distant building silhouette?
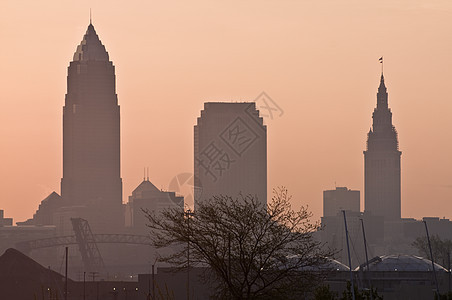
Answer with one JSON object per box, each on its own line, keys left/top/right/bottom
{"left": 16, "top": 192, "right": 61, "bottom": 226}
{"left": 321, "top": 187, "right": 384, "bottom": 267}
{"left": 0, "top": 210, "right": 12, "bottom": 226}
{"left": 125, "top": 178, "right": 183, "bottom": 234}
{"left": 364, "top": 74, "right": 401, "bottom": 221}
{"left": 194, "top": 103, "right": 267, "bottom": 207}
{"left": 60, "top": 23, "right": 123, "bottom": 232}
{"left": 0, "top": 248, "right": 68, "bottom": 300}
{"left": 323, "top": 187, "right": 360, "bottom": 217}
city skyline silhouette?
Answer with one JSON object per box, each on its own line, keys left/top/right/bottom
{"left": 1, "top": 1, "right": 451, "bottom": 224}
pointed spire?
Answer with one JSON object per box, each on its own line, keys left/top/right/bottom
{"left": 73, "top": 22, "right": 109, "bottom": 62}
{"left": 379, "top": 73, "right": 386, "bottom": 91}
{"left": 90, "top": 9, "right": 92, "bottom": 25}
{"left": 376, "top": 73, "right": 388, "bottom": 110}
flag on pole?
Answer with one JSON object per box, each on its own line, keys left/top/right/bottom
{"left": 379, "top": 57, "right": 383, "bottom": 63}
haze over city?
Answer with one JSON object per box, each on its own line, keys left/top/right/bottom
{"left": 1, "top": 0, "right": 452, "bottom": 224}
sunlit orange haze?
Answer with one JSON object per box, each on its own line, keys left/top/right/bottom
{"left": 1, "top": 1, "right": 451, "bottom": 224}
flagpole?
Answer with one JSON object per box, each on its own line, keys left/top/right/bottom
{"left": 379, "top": 56, "right": 384, "bottom": 75}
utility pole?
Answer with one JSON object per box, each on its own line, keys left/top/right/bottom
{"left": 148, "top": 262, "right": 151, "bottom": 300}
{"left": 228, "top": 233, "right": 231, "bottom": 281}
{"left": 89, "top": 271, "right": 99, "bottom": 300}
{"left": 228, "top": 233, "right": 232, "bottom": 299}
{"left": 83, "top": 271, "right": 86, "bottom": 300}
{"left": 65, "top": 247, "right": 68, "bottom": 300}
{"left": 152, "top": 264, "right": 155, "bottom": 300}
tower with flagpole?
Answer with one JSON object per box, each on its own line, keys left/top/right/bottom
{"left": 363, "top": 58, "right": 402, "bottom": 221}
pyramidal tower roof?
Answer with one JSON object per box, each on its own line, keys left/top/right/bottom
{"left": 132, "top": 179, "right": 160, "bottom": 195}
{"left": 378, "top": 73, "right": 387, "bottom": 92}
{"left": 73, "top": 23, "right": 109, "bottom": 62}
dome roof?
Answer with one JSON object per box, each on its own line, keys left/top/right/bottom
{"left": 324, "top": 258, "right": 350, "bottom": 271}
{"left": 284, "top": 256, "right": 349, "bottom": 271}
{"left": 355, "top": 255, "right": 447, "bottom": 272}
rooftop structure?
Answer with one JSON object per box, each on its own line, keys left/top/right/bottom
{"left": 356, "top": 254, "right": 447, "bottom": 272}
{"left": 125, "top": 178, "right": 184, "bottom": 234}
{"left": 323, "top": 187, "right": 360, "bottom": 217}
{"left": 0, "top": 210, "right": 12, "bottom": 226}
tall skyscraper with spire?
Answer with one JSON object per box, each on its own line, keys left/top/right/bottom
{"left": 60, "top": 23, "right": 123, "bottom": 231}
{"left": 364, "top": 73, "right": 401, "bottom": 221}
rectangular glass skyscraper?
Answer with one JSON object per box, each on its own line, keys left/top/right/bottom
{"left": 194, "top": 102, "right": 267, "bottom": 207}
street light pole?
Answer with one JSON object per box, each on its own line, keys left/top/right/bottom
{"left": 148, "top": 262, "right": 151, "bottom": 300}
{"left": 152, "top": 264, "right": 155, "bottom": 300}
{"left": 83, "top": 271, "right": 86, "bottom": 300}
{"left": 185, "top": 209, "right": 194, "bottom": 300}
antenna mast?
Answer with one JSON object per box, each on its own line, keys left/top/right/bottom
{"left": 360, "top": 218, "right": 373, "bottom": 300}
{"left": 343, "top": 210, "right": 356, "bottom": 300}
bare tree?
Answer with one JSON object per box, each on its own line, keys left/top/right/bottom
{"left": 412, "top": 235, "right": 452, "bottom": 268}
{"left": 144, "top": 187, "right": 333, "bottom": 299}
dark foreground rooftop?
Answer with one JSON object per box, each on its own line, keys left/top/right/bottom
{"left": 0, "top": 248, "right": 69, "bottom": 299}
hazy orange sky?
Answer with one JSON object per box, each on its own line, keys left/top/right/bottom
{"left": 1, "top": 0, "right": 451, "bottom": 224}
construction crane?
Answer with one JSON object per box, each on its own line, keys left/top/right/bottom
{"left": 70, "top": 218, "right": 105, "bottom": 274}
